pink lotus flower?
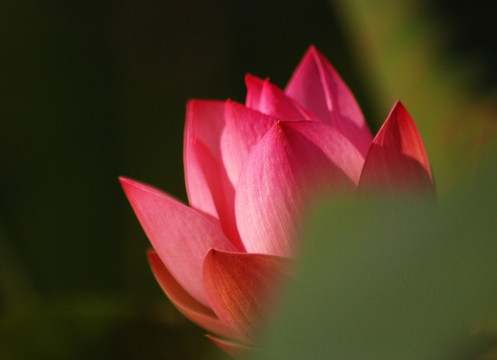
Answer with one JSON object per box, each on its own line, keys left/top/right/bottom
{"left": 120, "top": 46, "right": 433, "bottom": 357}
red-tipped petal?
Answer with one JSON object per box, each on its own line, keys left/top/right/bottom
{"left": 235, "top": 121, "right": 364, "bottom": 257}
{"left": 147, "top": 250, "right": 236, "bottom": 339}
{"left": 205, "top": 334, "right": 255, "bottom": 358}
{"left": 203, "top": 249, "right": 292, "bottom": 340}
{"left": 119, "top": 177, "right": 236, "bottom": 306}
{"left": 358, "top": 101, "right": 433, "bottom": 191}
{"left": 221, "top": 100, "right": 279, "bottom": 186}
{"left": 285, "top": 46, "right": 372, "bottom": 156}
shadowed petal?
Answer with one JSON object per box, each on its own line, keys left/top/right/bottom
{"left": 185, "top": 99, "right": 225, "bottom": 159}
{"left": 245, "top": 74, "right": 264, "bottom": 110}
{"left": 120, "top": 177, "right": 237, "bottom": 306}
{"left": 221, "top": 100, "right": 279, "bottom": 186}
{"left": 285, "top": 46, "right": 372, "bottom": 156}
{"left": 203, "top": 249, "right": 292, "bottom": 340}
{"left": 147, "top": 250, "right": 236, "bottom": 339}
{"left": 184, "top": 101, "right": 243, "bottom": 250}
{"left": 358, "top": 101, "right": 433, "bottom": 192}
{"left": 205, "top": 334, "right": 255, "bottom": 358}
{"left": 184, "top": 100, "right": 224, "bottom": 218}
{"left": 184, "top": 136, "right": 222, "bottom": 221}
{"left": 184, "top": 138, "right": 244, "bottom": 250}
{"left": 235, "top": 121, "right": 364, "bottom": 257}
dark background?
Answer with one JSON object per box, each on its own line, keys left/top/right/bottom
{"left": 1, "top": 0, "right": 496, "bottom": 359}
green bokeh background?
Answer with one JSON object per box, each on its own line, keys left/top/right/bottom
{"left": 1, "top": 0, "right": 496, "bottom": 359}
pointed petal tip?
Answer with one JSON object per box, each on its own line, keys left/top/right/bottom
{"left": 119, "top": 175, "right": 145, "bottom": 187}
{"left": 203, "top": 248, "right": 241, "bottom": 267}
{"left": 306, "top": 43, "right": 319, "bottom": 56}
{"left": 119, "top": 176, "right": 165, "bottom": 199}
{"left": 120, "top": 176, "right": 157, "bottom": 194}
{"left": 388, "top": 100, "right": 407, "bottom": 118}
{"left": 205, "top": 247, "right": 216, "bottom": 259}
{"left": 271, "top": 119, "right": 292, "bottom": 135}
{"left": 359, "top": 101, "right": 434, "bottom": 191}
{"left": 119, "top": 176, "right": 145, "bottom": 194}
{"left": 244, "top": 73, "right": 264, "bottom": 86}
{"left": 285, "top": 45, "right": 372, "bottom": 155}
{"left": 224, "top": 98, "right": 243, "bottom": 114}
{"left": 118, "top": 175, "right": 131, "bottom": 185}
{"left": 120, "top": 176, "right": 236, "bottom": 307}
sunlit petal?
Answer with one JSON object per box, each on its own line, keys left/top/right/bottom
{"left": 120, "top": 177, "right": 236, "bottom": 306}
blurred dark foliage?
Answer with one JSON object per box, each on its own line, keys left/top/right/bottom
{"left": 431, "top": 0, "right": 497, "bottom": 92}
{"left": 0, "top": 0, "right": 495, "bottom": 359}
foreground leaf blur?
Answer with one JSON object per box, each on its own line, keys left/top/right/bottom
{"left": 252, "top": 142, "right": 497, "bottom": 360}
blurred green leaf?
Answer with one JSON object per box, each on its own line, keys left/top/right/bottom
{"left": 252, "top": 148, "right": 497, "bottom": 359}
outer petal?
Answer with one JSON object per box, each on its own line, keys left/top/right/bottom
{"left": 221, "top": 100, "right": 280, "bottom": 186}
{"left": 244, "top": 74, "right": 264, "bottom": 110}
{"left": 147, "top": 250, "right": 236, "bottom": 339}
{"left": 203, "top": 249, "right": 292, "bottom": 340}
{"left": 184, "top": 138, "right": 244, "bottom": 250}
{"left": 185, "top": 99, "right": 225, "bottom": 159}
{"left": 205, "top": 334, "right": 255, "bottom": 358}
{"left": 245, "top": 74, "right": 315, "bottom": 121}
{"left": 358, "top": 101, "right": 434, "bottom": 192}
{"left": 235, "top": 121, "right": 364, "bottom": 257}
{"left": 119, "top": 177, "right": 236, "bottom": 306}
{"left": 285, "top": 46, "right": 372, "bottom": 156}
{"left": 183, "top": 100, "right": 224, "bottom": 218}
{"left": 184, "top": 100, "right": 243, "bottom": 250}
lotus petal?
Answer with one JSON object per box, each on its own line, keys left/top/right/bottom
{"left": 285, "top": 45, "right": 372, "bottom": 156}
{"left": 120, "top": 177, "right": 236, "bottom": 306}
{"left": 245, "top": 74, "right": 264, "bottom": 110}
{"left": 235, "top": 121, "right": 364, "bottom": 256}
{"left": 203, "top": 249, "right": 292, "bottom": 339}
{"left": 205, "top": 334, "right": 255, "bottom": 358}
{"left": 183, "top": 100, "right": 224, "bottom": 219}
{"left": 358, "top": 101, "right": 433, "bottom": 191}
{"left": 185, "top": 99, "right": 225, "bottom": 159}
{"left": 245, "top": 74, "right": 314, "bottom": 121}
{"left": 184, "top": 138, "right": 244, "bottom": 250}
{"left": 147, "top": 250, "right": 236, "bottom": 339}
{"left": 221, "top": 100, "right": 280, "bottom": 186}
{"left": 184, "top": 101, "right": 243, "bottom": 249}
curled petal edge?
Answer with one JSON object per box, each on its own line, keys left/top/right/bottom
{"left": 147, "top": 250, "right": 237, "bottom": 339}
